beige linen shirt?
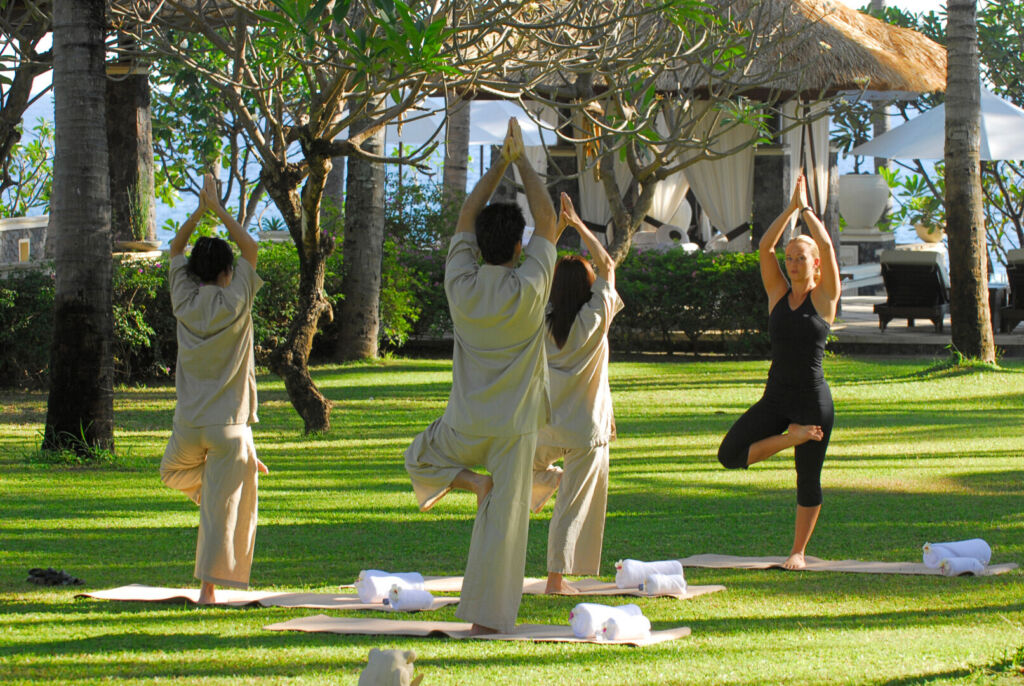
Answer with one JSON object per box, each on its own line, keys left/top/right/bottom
{"left": 169, "top": 255, "right": 264, "bottom": 428}
{"left": 441, "top": 232, "right": 557, "bottom": 437}
{"left": 538, "top": 276, "right": 623, "bottom": 448}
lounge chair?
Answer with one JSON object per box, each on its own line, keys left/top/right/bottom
{"left": 1000, "top": 249, "right": 1024, "bottom": 333}
{"left": 873, "top": 248, "right": 950, "bottom": 333}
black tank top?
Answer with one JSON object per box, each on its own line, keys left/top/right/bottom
{"left": 766, "top": 289, "right": 830, "bottom": 389}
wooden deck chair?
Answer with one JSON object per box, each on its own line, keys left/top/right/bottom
{"left": 873, "top": 248, "right": 950, "bottom": 333}
{"left": 1000, "top": 249, "right": 1024, "bottom": 333}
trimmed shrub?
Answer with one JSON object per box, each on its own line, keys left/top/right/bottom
{"left": 0, "top": 267, "right": 55, "bottom": 388}
{"left": 613, "top": 248, "right": 770, "bottom": 355}
{"left": 112, "top": 256, "right": 176, "bottom": 382}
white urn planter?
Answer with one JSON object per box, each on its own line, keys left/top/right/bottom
{"left": 838, "top": 174, "right": 890, "bottom": 235}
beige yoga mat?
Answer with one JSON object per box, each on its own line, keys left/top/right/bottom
{"left": 77, "top": 584, "right": 460, "bottom": 611}
{"left": 345, "top": 576, "right": 725, "bottom": 599}
{"left": 677, "top": 554, "right": 1019, "bottom": 576}
{"left": 264, "top": 614, "right": 691, "bottom": 646}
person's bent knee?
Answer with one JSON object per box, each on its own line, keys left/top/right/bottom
{"left": 717, "top": 441, "right": 748, "bottom": 470}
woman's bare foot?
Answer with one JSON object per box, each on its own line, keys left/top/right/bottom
{"left": 787, "top": 423, "right": 823, "bottom": 444}
{"left": 197, "top": 581, "right": 216, "bottom": 605}
{"left": 466, "top": 623, "right": 500, "bottom": 636}
{"left": 452, "top": 469, "right": 493, "bottom": 509}
{"left": 256, "top": 459, "right": 269, "bottom": 475}
{"left": 782, "top": 552, "right": 807, "bottom": 570}
{"left": 545, "top": 572, "right": 578, "bottom": 595}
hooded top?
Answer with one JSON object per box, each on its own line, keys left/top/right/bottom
{"left": 168, "top": 254, "right": 264, "bottom": 428}
{"left": 442, "top": 232, "right": 556, "bottom": 437}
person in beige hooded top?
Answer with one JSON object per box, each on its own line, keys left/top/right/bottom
{"left": 531, "top": 193, "right": 623, "bottom": 595}
{"left": 160, "top": 173, "right": 266, "bottom": 604}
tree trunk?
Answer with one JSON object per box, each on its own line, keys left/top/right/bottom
{"left": 107, "top": 68, "right": 156, "bottom": 244}
{"left": 442, "top": 94, "right": 470, "bottom": 203}
{"left": 945, "top": 0, "right": 995, "bottom": 362}
{"left": 602, "top": 152, "right": 659, "bottom": 264}
{"left": 43, "top": 0, "right": 114, "bottom": 453}
{"left": 335, "top": 112, "right": 385, "bottom": 360}
{"left": 321, "top": 156, "right": 345, "bottom": 231}
{"left": 264, "top": 158, "right": 335, "bottom": 433}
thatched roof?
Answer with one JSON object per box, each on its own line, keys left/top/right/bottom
{"left": 779, "top": 0, "right": 947, "bottom": 93}
{"left": 639, "top": 0, "right": 946, "bottom": 96}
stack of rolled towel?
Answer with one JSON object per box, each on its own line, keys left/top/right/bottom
{"left": 355, "top": 569, "right": 426, "bottom": 603}
{"left": 569, "top": 602, "right": 651, "bottom": 641}
{"left": 386, "top": 584, "right": 436, "bottom": 611}
{"left": 615, "top": 558, "right": 687, "bottom": 596}
{"left": 922, "top": 539, "right": 992, "bottom": 577}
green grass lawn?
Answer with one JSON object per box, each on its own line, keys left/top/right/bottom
{"left": 1, "top": 355, "right": 1022, "bottom": 685}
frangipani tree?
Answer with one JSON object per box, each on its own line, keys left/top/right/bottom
{"left": 108, "top": 0, "right": 676, "bottom": 432}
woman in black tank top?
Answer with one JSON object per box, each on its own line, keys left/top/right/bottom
{"left": 717, "top": 173, "right": 841, "bottom": 570}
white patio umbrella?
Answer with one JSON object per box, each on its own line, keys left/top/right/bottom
{"left": 382, "top": 98, "right": 555, "bottom": 147}
{"left": 850, "top": 89, "right": 1024, "bottom": 161}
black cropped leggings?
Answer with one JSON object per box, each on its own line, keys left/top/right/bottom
{"left": 717, "top": 382, "right": 834, "bottom": 507}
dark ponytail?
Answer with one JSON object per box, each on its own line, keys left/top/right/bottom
{"left": 546, "top": 255, "right": 596, "bottom": 349}
{"left": 187, "top": 236, "right": 234, "bottom": 283}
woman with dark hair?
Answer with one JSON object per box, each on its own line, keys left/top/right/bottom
{"left": 159, "top": 173, "right": 267, "bottom": 604}
{"left": 532, "top": 193, "right": 623, "bottom": 594}
{"left": 716, "top": 173, "right": 840, "bottom": 570}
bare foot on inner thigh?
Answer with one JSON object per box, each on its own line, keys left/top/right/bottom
{"left": 453, "top": 469, "right": 493, "bottom": 509}
{"left": 545, "top": 573, "right": 578, "bottom": 595}
{"left": 782, "top": 552, "right": 806, "bottom": 570}
{"left": 197, "top": 581, "right": 216, "bottom": 605}
{"left": 787, "top": 423, "right": 823, "bottom": 445}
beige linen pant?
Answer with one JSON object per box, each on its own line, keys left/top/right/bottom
{"left": 161, "top": 423, "right": 259, "bottom": 589}
{"left": 533, "top": 443, "right": 609, "bottom": 576}
{"left": 405, "top": 418, "right": 535, "bottom": 633}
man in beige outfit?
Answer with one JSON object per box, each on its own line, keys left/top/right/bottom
{"left": 405, "top": 119, "right": 561, "bottom": 634}
{"left": 160, "top": 174, "right": 266, "bottom": 605}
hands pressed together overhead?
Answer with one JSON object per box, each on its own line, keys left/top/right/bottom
{"left": 500, "top": 117, "right": 526, "bottom": 165}
{"left": 558, "top": 192, "right": 584, "bottom": 232}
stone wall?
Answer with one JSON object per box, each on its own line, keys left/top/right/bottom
{"left": 0, "top": 216, "right": 48, "bottom": 265}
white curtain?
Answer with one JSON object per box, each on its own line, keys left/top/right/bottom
{"left": 681, "top": 107, "right": 756, "bottom": 240}
{"left": 647, "top": 172, "right": 691, "bottom": 230}
{"left": 644, "top": 111, "right": 692, "bottom": 231}
{"left": 576, "top": 151, "right": 631, "bottom": 227}
{"left": 513, "top": 103, "right": 557, "bottom": 229}
{"left": 781, "top": 100, "right": 830, "bottom": 241}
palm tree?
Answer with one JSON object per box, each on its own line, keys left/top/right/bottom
{"left": 945, "top": 0, "right": 996, "bottom": 362}
{"left": 43, "top": 0, "right": 114, "bottom": 453}
{"left": 335, "top": 107, "right": 386, "bottom": 360}
{"left": 442, "top": 94, "right": 470, "bottom": 202}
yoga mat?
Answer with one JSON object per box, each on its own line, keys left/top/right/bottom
{"left": 264, "top": 614, "right": 691, "bottom": 646}
{"left": 77, "top": 584, "right": 460, "bottom": 611}
{"left": 677, "top": 554, "right": 1018, "bottom": 577}
{"left": 345, "top": 576, "right": 726, "bottom": 599}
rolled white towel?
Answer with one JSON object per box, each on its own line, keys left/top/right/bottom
{"left": 614, "top": 559, "right": 684, "bottom": 588}
{"left": 939, "top": 557, "right": 986, "bottom": 577}
{"left": 385, "top": 585, "right": 435, "bottom": 611}
{"left": 600, "top": 614, "right": 652, "bottom": 641}
{"left": 355, "top": 570, "right": 425, "bottom": 603}
{"left": 922, "top": 543, "right": 956, "bottom": 569}
{"left": 569, "top": 603, "right": 643, "bottom": 639}
{"left": 639, "top": 572, "right": 687, "bottom": 596}
{"left": 923, "top": 539, "right": 991, "bottom": 568}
